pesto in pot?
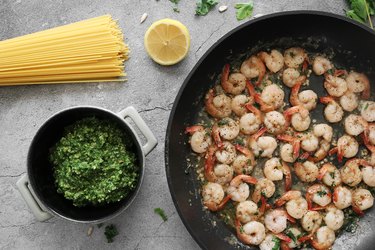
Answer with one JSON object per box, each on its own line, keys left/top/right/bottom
{"left": 50, "top": 117, "right": 138, "bottom": 207}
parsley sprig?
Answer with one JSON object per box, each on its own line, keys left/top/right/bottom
{"left": 346, "top": 0, "right": 374, "bottom": 29}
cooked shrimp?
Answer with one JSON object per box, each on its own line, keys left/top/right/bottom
{"left": 280, "top": 143, "right": 297, "bottom": 163}
{"left": 217, "top": 118, "right": 240, "bottom": 140}
{"left": 352, "top": 188, "right": 374, "bottom": 215}
{"left": 324, "top": 74, "right": 348, "bottom": 97}
{"left": 205, "top": 89, "right": 232, "bottom": 118}
{"left": 294, "top": 161, "right": 319, "bottom": 183}
{"left": 344, "top": 114, "right": 368, "bottom": 136}
{"left": 259, "top": 234, "right": 278, "bottom": 250}
{"left": 320, "top": 96, "right": 344, "bottom": 123}
{"left": 265, "top": 209, "right": 288, "bottom": 234}
{"left": 277, "top": 134, "right": 301, "bottom": 159}
{"left": 284, "top": 105, "right": 311, "bottom": 132}
{"left": 252, "top": 178, "right": 276, "bottom": 203}
{"left": 263, "top": 157, "right": 284, "bottom": 181}
{"left": 249, "top": 128, "right": 278, "bottom": 158}
{"left": 285, "top": 227, "right": 302, "bottom": 249}
{"left": 239, "top": 104, "right": 262, "bottom": 135}
{"left": 318, "top": 163, "right": 342, "bottom": 187}
{"left": 346, "top": 71, "right": 370, "bottom": 99}
{"left": 231, "top": 95, "right": 251, "bottom": 117}
{"left": 362, "top": 163, "right": 375, "bottom": 187}
{"left": 289, "top": 81, "right": 318, "bottom": 112}
{"left": 312, "top": 56, "right": 332, "bottom": 75}
{"left": 360, "top": 101, "right": 375, "bottom": 122}
{"left": 286, "top": 197, "right": 308, "bottom": 219}
{"left": 236, "top": 220, "right": 266, "bottom": 245}
{"left": 212, "top": 164, "right": 234, "bottom": 185}
{"left": 236, "top": 200, "right": 259, "bottom": 223}
{"left": 227, "top": 174, "right": 257, "bottom": 202}
{"left": 215, "top": 141, "right": 237, "bottom": 165}
{"left": 306, "top": 184, "right": 331, "bottom": 209}
{"left": 255, "top": 84, "right": 285, "bottom": 112}
{"left": 232, "top": 144, "right": 255, "bottom": 175}
{"left": 340, "top": 91, "right": 358, "bottom": 112}
{"left": 283, "top": 68, "right": 304, "bottom": 88}
{"left": 313, "top": 124, "right": 333, "bottom": 142}
{"left": 324, "top": 205, "right": 344, "bottom": 231}
{"left": 241, "top": 55, "right": 266, "bottom": 85}
{"left": 301, "top": 211, "right": 322, "bottom": 232}
{"left": 333, "top": 186, "right": 352, "bottom": 210}
{"left": 258, "top": 49, "right": 284, "bottom": 73}
{"left": 221, "top": 64, "right": 247, "bottom": 95}
{"left": 275, "top": 190, "right": 302, "bottom": 207}
{"left": 264, "top": 111, "right": 287, "bottom": 134}
{"left": 311, "top": 226, "right": 335, "bottom": 250}
{"left": 185, "top": 125, "right": 212, "bottom": 153}
{"left": 298, "top": 90, "right": 318, "bottom": 111}
{"left": 300, "top": 132, "right": 319, "bottom": 152}
{"left": 368, "top": 123, "right": 375, "bottom": 145}
{"left": 332, "top": 134, "right": 359, "bottom": 162}
{"left": 340, "top": 158, "right": 366, "bottom": 187}
{"left": 308, "top": 139, "right": 330, "bottom": 163}
{"left": 284, "top": 47, "right": 307, "bottom": 68}
{"left": 202, "top": 182, "right": 231, "bottom": 211}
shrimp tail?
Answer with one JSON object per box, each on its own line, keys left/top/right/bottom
{"left": 337, "top": 145, "right": 343, "bottom": 163}
{"left": 352, "top": 205, "right": 365, "bottom": 216}
{"left": 235, "top": 144, "right": 252, "bottom": 157}
{"left": 302, "top": 58, "right": 309, "bottom": 72}
{"left": 334, "top": 69, "right": 348, "bottom": 77}
{"left": 221, "top": 64, "right": 230, "bottom": 84}
{"left": 319, "top": 96, "right": 334, "bottom": 104}
{"left": 185, "top": 125, "right": 204, "bottom": 134}
{"left": 211, "top": 125, "right": 223, "bottom": 148}
{"left": 252, "top": 126, "right": 267, "bottom": 141}
{"left": 204, "top": 146, "right": 217, "bottom": 182}
{"left": 281, "top": 241, "right": 292, "bottom": 250}
{"left": 282, "top": 161, "right": 292, "bottom": 192}
{"left": 259, "top": 195, "right": 268, "bottom": 214}
{"left": 216, "top": 195, "right": 231, "bottom": 211}
{"left": 246, "top": 80, "right": 256, "bottom": 98}
{"left": 254, "top": 93, "right": 274, "bottom": 112}
{"left": 275, "top": 233, "right": 292, "bottom": 243}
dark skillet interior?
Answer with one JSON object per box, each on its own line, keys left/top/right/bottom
{"left": 28, "top": 107, "right": 143, "bottom": 222}
{"left": 166, "top": 11, "right": 375, "bottom": 250}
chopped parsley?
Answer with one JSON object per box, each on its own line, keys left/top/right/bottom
{"left": 235, "top": 1, "right": 254, "bottom": 21}
{"left": 240, "top": 225, "right": 245, "bottom": 233}
{"left": 196, "top": 0, "right": 218, "bottom": 16}
{"left": 104, "top": 224, "right": 118, "bottom": 243}
{"left": 271, "top": 236, "right": 281, "bottom": 250}
{"left": 317, "top": 190, "right": 327, "bottom": 197}
{"left": 329, "top": 171, "right": 336, "bottom": 179}
{"left": 218, "top": 119, "right": 229, "bottom": 126}
{"left": 154, "top": 208, "right": 168, "bottom": 222}
{"left": 50, "top": 117, "right": 138, "bottom": 207}
{"left": 286, "top": 230, "right": 297, "bottom": 243}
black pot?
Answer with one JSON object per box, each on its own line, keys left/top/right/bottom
{"left": 17, "top": 106, "right": 157, "bottom": 223}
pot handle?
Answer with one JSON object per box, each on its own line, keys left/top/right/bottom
{"left": 117, "top": 106, "right": 157, "bottom": 156}
{"left": 16, "top": 174, "right": 52, "bottom": 222}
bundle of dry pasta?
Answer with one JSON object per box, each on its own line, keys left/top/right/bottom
{"left": 0, "top": 15, "right": 129, "bottom": 86}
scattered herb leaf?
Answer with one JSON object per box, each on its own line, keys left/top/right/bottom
{"left": 286, "top": 230, "right": 297, "bottom": 243}
{"left": 196, "top": 0, "right": 218, "bottom": 16}
{"left": 154, "top": 207, "right": 168, "bottom": 221}
{"left": 173, "top": 7, "right": 180, "bottom": 13}
{"left": 235, "top": 1, "right": 254, "bottom": 20}
{"left": 271, "top": 236, "right": 281, "bottom": 250}
{"left": 317, "top": 190, "right": 327, "bottom": 197}
{"left": 104, "top": 224, "right": 118, "bottom": 243}
{"left": 346, "top": 0, "right": 374, "bottom": 29}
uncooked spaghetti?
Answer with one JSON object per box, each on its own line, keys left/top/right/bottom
{"left": 0, "top": 15, "right": 129, "bottom": 86}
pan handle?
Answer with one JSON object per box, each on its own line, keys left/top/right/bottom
{"left": 16, "top": 174, "right": 52, "bottom": 222}
{"left": 117, "top": 106, "right": 158, "bottom": 156}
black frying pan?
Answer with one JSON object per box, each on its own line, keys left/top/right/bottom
{"left": 165, "top": 11, "right": 375, "bottom": 250}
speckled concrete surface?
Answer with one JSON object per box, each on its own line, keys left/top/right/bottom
{"left": 0, "top": 0, "right": 353, "bottom": 249}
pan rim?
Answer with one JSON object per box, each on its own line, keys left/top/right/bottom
{"left": 164, "top": 10, "right": 375, "bottom": 249}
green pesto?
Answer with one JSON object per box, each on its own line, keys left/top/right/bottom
{"left": 50, "top": 117, "right": 138, "bottom": 207}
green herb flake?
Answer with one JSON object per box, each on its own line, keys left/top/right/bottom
{"left": 235, "top": 1, "right": 254, "bottom": 20}
{"left": 329, "top": 171, "right": 335, "bottom": 179}
{"left": 317, "top": 190, "right": 327, "bottom": 197}
{"left": 271, "top": 236, "right": 281, "bottom": 250}
{"left": 196, "top": 0, "right": 218, "bottom": 16}
{"left": 286, "top": 230, "right": 297, "bottom": 243}
{"left": 240, "top": 225, "right": 245, "bottom": 233}
{"left": 154, "top": 208, "right": 168, "bottom": 222}
{"left": 169, "top": 0, "right": 180, "bottom": 3}
{"left": 104, "top": 224, "right": 118, "bottom": 243}
{"left": 364, "top": 102, "right": 369, "bottom": 110}
{"left": 50, "top": 117, "right": 138, "bottom": 207}
{"left": 218, "top": 119, "right": 229, "bottom": 126}
{"left": 233, "top": 137, "right": 245, "bottom": 146}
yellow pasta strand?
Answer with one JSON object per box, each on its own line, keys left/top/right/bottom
{"left": 0, "top": 15, "right": 129, "bottom": 85}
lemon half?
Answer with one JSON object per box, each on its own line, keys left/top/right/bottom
{"left": 144, "top": 19, "right": 190, "bottom": 66}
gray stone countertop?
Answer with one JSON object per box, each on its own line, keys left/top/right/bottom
{"left": 0, "top": 0, "right": 355, "bottom": 249}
